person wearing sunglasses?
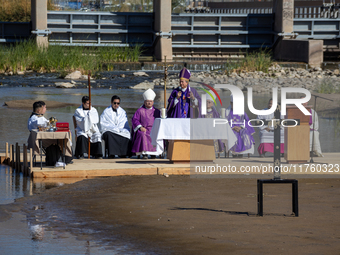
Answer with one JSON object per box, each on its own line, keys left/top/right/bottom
{"left": 100, "top": 95, "right": 131, "bottom": 158}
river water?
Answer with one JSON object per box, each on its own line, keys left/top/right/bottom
{"left": 0, "top": 72, "right": 339, "bottom": 254}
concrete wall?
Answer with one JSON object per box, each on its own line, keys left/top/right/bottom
{"left": 153, "top": 0, "right": 173, "bottom": 61}
{"left": 274, "top": 39, "right": 324, "bottom": 67}
{"left": 31, "top": 0, "right": 48, "bottom": 48}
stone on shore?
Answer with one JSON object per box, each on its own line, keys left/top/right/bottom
{"left": 55, "top": 82, "right": 76, "bottom": 88}
{"left": 133, "top": 71, "right": 149, "bottom": 77}
{"left": 130, "top": 81, "right": 154, "bottom": 89}
{"left": 65, "top": 71, "right": 82, "bottom": 80}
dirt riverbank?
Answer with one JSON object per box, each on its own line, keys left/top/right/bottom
{"left": 3, "top": 175, "right": 339, "bottom": 254}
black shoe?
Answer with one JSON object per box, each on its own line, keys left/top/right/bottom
{"left": 95, "top": 156, "right": 103, "bottom": 159}
{"left": 150, "top": 155, "right": 156, "bottom": 159}
{"left": 76, "top": 155, "right": 84, "bottom": 159}
{"left": 109, "top": 155, "right": 115, "bottom": 159}
{"left": 142, "top": 154, "right": 148, "bottom": 159}
{"left": 67, "top": 160, "right": 74, "bottom": 165}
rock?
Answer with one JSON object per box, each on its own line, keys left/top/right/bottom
{"left": 8, "top": 71, "right": 13, "bottom": 76}
{"left": 17, "top": 71, "right": 25, "bottom": 75}
{"left": 333, "top": 69, "right": 340, "bottom": 75}
{"left": 70, "top": 80, "right": 76, "bottom": 84}
{"left": 133, "top": 71, "right": 149, "bottom": 77}
{"left": 120, "top": 74, "right": 126, "bottom": 78}
{"left": 130, "top": 81, "right": 154, "bottom": 90}
{"left": 65, "top": 71, "right": 82, "bottom": 80}
{"left": 55, "top": 82, "right": 76, "bottom": 88}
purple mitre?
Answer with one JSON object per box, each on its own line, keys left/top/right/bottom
{"left": 179, "top": 67, "right": 191, "bottom": 81}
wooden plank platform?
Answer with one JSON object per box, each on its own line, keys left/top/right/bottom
{"left": 2, "top": 153, "right": 339, "bottom": 178}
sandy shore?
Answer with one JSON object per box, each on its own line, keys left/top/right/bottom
{"left": 1, "top": 175, "right": 337, "bottom": 254}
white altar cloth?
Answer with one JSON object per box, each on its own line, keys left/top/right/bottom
{"left": 150, "top": 118, "right": 237, "bottom": 152}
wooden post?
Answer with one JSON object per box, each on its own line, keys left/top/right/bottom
{"left": 5, "top": 142, "right": 8, "bottom": 163}
{"left": 10, "top": 144, "right": 13, "bottom": 167}
{"left": 23, "top": 144, "right": 28, "bottom": 176}
{"left": 88, "top": 71, "right": 91, "bottom": 159}
{"left": 16, "top": 143, "right": 19, "bottom": 172}
{"left": 29, "top": 148, "right": 33, "bottom": 177}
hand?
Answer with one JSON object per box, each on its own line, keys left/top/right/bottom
{"left": 176, "top": 91, "right": 182, "bottom": 99}
{"left": 232, "top": 126, "right": 241, "bottom": 132}
{"left": 140, "top": 127, "right": 146, "bottom": 132}
{"left": 189, "top": 92, "right": 195, "bottom": 100}
{"left": 265, "top": 127, "right": 271, "bottom": 132}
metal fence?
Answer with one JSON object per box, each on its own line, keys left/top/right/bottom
{"left": 47, "top": 11, "right": 154, "bottom": 47}
{"left": 171, "top": 13, "right": 274, "bottom": 57}
{"left": 0, "top": 22, "right": 31, "bottom": 42}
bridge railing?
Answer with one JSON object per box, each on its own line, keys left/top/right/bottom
{"left": 47, "top": 11, "right": 154, "bottom": 47}
{"left": 0, "top": 22, "right": 31, "bottom": 42}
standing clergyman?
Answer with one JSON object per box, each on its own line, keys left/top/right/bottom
{"left": 131, "top": 89, "right": 162, "bottom": 159}
{"left": 225, "top": 95, "right": 255, "bottom": 157}
{"left": 167, "top": 67, "right": 201, "bottom": 118}
{"left": 100, "top": 95, "right": 130, "bottom": 158}
{"left": 74, "top": 96, "right": 103, "bottom": 159}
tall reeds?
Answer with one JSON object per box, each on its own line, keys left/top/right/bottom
{"left": 224, "top": 48, "right": 273, "bottom": 74}
{"left": 0, "top": 40, "right": 143, "bottom": 73}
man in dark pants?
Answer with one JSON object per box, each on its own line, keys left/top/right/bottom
{"left": 74, "top": 96, "right": 103, "bottom": 159}
{"left": 100, "top": 95, "right": 130, "bottom": 158}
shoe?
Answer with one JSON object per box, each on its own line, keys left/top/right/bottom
{"left": 76, "top": 155, "right": 84, "bottom": 159}
{"left": 238, "top": 154, "right": 243, "bottom": 158}
{"left": 67, "top": 160, "right": 74, "bottom": 165}
{"left": 142, "top": 154, "right": 148, "bottom": 159}
{"left": 260, "top": 154, "right": 265, "bottom": 158}
{"left": 95, "top": 156, "right": 103, "bottom": 159}
{"left": 109, "top": 155, "right": 115, "bottom": 159}
{"left": 150, "top": 155, "right": 156, "bottom": 159}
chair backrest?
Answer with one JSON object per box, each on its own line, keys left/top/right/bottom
{"left": 72, "top": 116, "right": 77, "bottom": 142}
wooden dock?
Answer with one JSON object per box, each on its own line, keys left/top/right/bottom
{"left": 1, "top": 141, "right": 339, "bottom": 178}
{"left": 24, "top": 153, "right": 340, "bottom": 178}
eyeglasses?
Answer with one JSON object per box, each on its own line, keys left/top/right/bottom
{"left": 113, "top": 102, "right": 120, "bottom": 105}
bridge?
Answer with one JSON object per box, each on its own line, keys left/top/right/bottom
{"left": 0, "top": 0, "right": 337, "bottom": 65}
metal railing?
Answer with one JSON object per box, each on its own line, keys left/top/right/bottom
{"left": 47, "top": 11, "right": 154, "bottom": 47}
{"left": 0, "top": 22, "right": 31, "bottom": 42}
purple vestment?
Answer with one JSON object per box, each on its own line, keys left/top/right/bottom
{"left": 227, "top": 108, "right": 255, "bottom": 153}
{"left": 204, "top": 107, "right": 224, "bottom": 153}
{"left": 167, "top": 85, "right": 201, "bottom": 118}
{"left": 131, "top": 105, "right": 160, "bottom": 153}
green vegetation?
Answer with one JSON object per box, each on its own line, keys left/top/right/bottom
{"left": 0, "top": 40, "right": 143, "bottom": 74}
{"left": 224, "top": 48, "right": 273, "bottom": 74}
{"left": 314, "top": 78, "right": 340, "bottom": 94}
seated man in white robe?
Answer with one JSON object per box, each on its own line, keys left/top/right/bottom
{"left": 302, "top": 97, "right": 323, "bottom": 157}
{"left": 27, "top": 101, "right": 48, "bottom": 131}
{"left": 257, "top": 98, "right": 285, "bottom": 157}
{"left": 100, "top": 95, "right": 131, "bottom": 158}
{"left": 74, "top": 96, "right": 103, "bottom": 159}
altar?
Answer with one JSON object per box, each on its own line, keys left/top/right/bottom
{"left": 150, "top": 118, "right": 237, "bottom": 163}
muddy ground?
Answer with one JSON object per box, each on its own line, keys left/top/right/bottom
{"left": 2, "top": 175, "right": 339, "bottom": 254}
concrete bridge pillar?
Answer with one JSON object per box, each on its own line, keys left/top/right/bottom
{"left": 153, "top": 0, "right": 173, "bottom": 61}
{"left": 31, "top": 0, "right": 49, "bottom": 48}
{"left": 273, "top": 0, "right": 323, "bottom": 67}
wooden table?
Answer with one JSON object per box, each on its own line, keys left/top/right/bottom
{"left": 28, "top": 130, "right": 72, "bottom": 169}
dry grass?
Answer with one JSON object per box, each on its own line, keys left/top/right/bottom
{"left": 0, "top": 0, "right": 55, "bottom": 22}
